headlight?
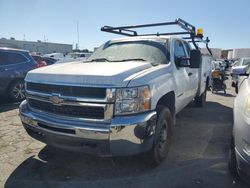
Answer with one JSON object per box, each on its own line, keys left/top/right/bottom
{"left": 115, "top": 86, "right": 151, "bottom": 115}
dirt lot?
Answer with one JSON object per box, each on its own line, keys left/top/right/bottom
{"left": 0, "top": 79, "right": 249, "bottom": 188}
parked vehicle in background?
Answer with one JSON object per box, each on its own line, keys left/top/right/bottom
{"left": 212, "top": 60, "right": 224, "bottom": 72}
{"left": 31, "top": 55, "right": 57, "bottom": 66}
{"left": 43, "top": 52, "right": 64, "bottom": 61}
{"left": 42, "top": 57, "right": 57, "bottom": 65}
{"left": 216, "top": 59, "right": 227, "bottom": 72}
{"left": 231, "top": 60, "right": 239, "bottom": 67}
{"left": 56, "top": 52, "right": 92, "bottom": 64}
{"left": 31, "top": 55, "right": 47, "bottom": 67}
{"left": 229, "top": 66, "right": 250, "bottom": 183}
{"left": 230, "top": 59, "right": 239, "bottom": 67}
{"left": 231, "top": 57, "right": 250, "bottom": 93}
{"left": 69, "top": 52, "right": 92, "bottom": 59}
{"left": 0, "top": 48, "right": 37, "bottom": 101}
{"left": 19, "top": 18, "right": 213, "bottom": 164}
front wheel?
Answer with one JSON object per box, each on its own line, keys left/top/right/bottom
{"left": 194, "top": 90, "right": 206, "bottom": 107}
{"left": 147, "top": 105, "right": 173, "bottom": 165}
{"left": 8, "top": 80, "right": 25, "bottom": 101}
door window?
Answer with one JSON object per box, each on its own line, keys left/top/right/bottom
{"left": 174, "top": 40, "right": 189, "bottom": 66}
{"left": 0, "top": 51, "right": 28, "bottom": 65}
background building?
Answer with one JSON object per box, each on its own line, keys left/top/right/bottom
{"left": 0, "top": 38, "right": 72, "bottom": 54}
{"left": 201, "top": 48, "right": 222, "bottom": 59}
{"left": 221, "top": 49, "right": 232, "bottom": 59}
{"left": 231, "top": 48, "right": 250, "bottom": 59}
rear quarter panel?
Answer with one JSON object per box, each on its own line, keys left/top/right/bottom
{"left": 197, "top": 55, "right": 213, "bottom": 96}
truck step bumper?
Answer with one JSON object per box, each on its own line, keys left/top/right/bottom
{"left": 19, "top": 100, "right": 157, "bottom": 156}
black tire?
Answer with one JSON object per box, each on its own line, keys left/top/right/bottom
{"left": 228, "top": 137, "right": 240, "bottom": 180}
{"left": 235, "top": 83, "right": 239, "bottom": 94}
{"left": 8, "top": 79, "right": 25, "bottom": 101}
{"left": 147, "top": 105, "right": 173, "bottom": 165}
{"left": 206, "top": 77, "right": 210, "bottom": 90}
{"left": 194, "top": 90, "right": 206, "bottom": 107}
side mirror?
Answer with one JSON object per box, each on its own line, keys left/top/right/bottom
{"left": 231, "top": 65, "right": 249, "bottom": 76}
{"left": 175, "top": 56, "right": 190, "bottom": 67}
{"left": 190, "top": 49, "right": 201, "bottom": 68}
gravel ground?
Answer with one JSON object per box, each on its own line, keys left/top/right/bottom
{"left": 0, "top": 78, "right": 249, "bottom": 188}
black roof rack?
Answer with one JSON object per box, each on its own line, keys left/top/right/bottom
{"left": 101, "top": 18, "right": 212, "bottom": 55}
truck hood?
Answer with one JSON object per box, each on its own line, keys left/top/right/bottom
{"left": 25, "top": 61, "right": 152, "bottom": 87}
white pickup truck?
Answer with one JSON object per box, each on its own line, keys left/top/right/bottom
{"left": 19, "top": 19, "right": 212, "bottom": 164}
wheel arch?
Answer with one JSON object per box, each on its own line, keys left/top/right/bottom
{"left": 6, "top": 78, "right": 25, "bottom": 94}
{"left": 156, "top": 91, "right": 175, "bottom": 118}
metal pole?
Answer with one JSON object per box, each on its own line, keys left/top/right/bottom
{"left": 77, "top": 21, "right": 79, "bottom": 50}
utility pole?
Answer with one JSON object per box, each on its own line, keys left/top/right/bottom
{"left": 76, "top": 21, "right": 80, "bottom": 50}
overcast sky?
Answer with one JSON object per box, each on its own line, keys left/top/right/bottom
{"left": 0, "top": 0, "right": 249, "bottom": 50}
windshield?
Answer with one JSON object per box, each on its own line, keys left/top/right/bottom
{"left": 88, "top": 41, "right": 169, "bottom": 64}
{"left": 242, "top": 59, "right": 250, "bottom": 66}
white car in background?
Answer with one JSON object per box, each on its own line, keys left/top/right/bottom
{"left": 229, "top": 66, "right": 250, "bottom": 182}
{"left": 231, "top": 57, "right": 250, "bottom": 93}
{"left": 56, "top": 52, "right": 92, "bottom": 64}
{"left": 43, "top": 53, "right": 65, "bottom": 61}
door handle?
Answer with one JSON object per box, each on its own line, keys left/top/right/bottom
{"left": 188, "top": 72, "right": 193, "bottom": 76}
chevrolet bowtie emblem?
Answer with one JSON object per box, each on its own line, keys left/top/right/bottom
{"left": 49, "top": 94, "right": 63, "bottom": 105}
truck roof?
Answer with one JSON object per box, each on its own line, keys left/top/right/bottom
{"left": 109, "top": 35, "right": 172, "bottom": 44}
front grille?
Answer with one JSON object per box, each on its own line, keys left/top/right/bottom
{"left": 26, "top": 82, "right": 106, "bottom": 98}
{"left": 28, "top": 99, "right": 104, "bottom": 119}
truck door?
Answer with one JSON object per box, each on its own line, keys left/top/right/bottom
{"left": 172, "top": 40, "right": 192, "bottom": 112}
{"left": 182, "top": 41, "right": 199, "bottom": 100}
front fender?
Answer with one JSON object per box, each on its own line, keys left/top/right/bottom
{"left": 127, "top": 64, "right": 176, "bottom": 110}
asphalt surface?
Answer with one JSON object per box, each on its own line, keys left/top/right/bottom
{"left": 0, "top": 78, "right": 249, "bottom": 188}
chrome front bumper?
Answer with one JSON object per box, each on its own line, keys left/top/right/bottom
{"left": 19, "top": 100, "right": 157, "bottom": 156}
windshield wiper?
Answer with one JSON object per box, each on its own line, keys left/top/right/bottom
{"left": 120, "top": 58, "right": 146, "bottom": 62}
{"left": 87, "top": 58, "right": 147, "bottom": 63}
{"left": 121, "top": 58, "right": 159, "bottom": 66}
{"left": 89, "top": 58, "right": 110, "bottom": 62}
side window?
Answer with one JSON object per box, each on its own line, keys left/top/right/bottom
{"left": 0, "top": 52, "right": 9, "bottom": 65}
{"left": 174, "top": 40, "right": 189, "bottom": 65}
{"left": 0, "top": 51, "right": 28, "bottom": 65}
{"left": 183, "top": 42, "right": 191, "bottom": 56}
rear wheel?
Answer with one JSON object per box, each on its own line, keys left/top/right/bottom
{"left": 194, "top": 90, "right": 206, "bottom": 107}
{"left": 235, "top": 83, "right": 239, "bottom": 94}
{"left": 147, "top": 105, "right": 173, "bottom": 165}
{"left": 8, "top": 80, "right": 25, "bottom": 101}
{"left": 206, "top": 77, "right": 210, "bottom": 90}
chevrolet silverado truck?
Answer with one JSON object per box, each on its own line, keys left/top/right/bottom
{"left": 19, "top": 19, "right": 213, "bottom": 164}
